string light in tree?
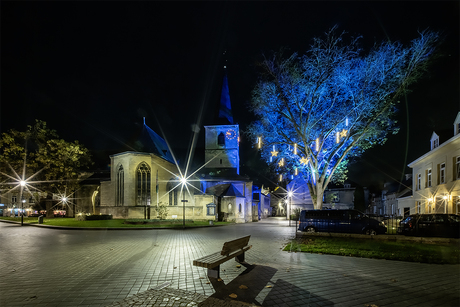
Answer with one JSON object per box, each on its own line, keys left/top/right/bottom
{"left": 278, "top": 158, "right": 284, "bottom": 167}
{"left": 294, "top": 143, "right": 297, "bottom": 155}
{"left": 300, "top": 157, "right": 309, "bottom": 165}
{"left": 270, "top": 145, "right": 279, "bottom": 157}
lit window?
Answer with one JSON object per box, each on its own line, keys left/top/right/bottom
{"left": 440, "top": 163, "right": 446, "bottom": 184}
{"left": 427, "top": 169, "right": 432, "bottom": 187}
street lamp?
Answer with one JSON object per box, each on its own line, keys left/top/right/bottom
{"left": 20, "top": 180, "right": 26, "bottom": 226}
{"left": 180, "top": 177, "right": 188, "bottom": 229}
{"left": 287, "top": 191, "right": 293, "bottom": 227}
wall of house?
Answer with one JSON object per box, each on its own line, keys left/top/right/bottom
{"left": 410, "top": 135, "right": 460, "bottom": 214}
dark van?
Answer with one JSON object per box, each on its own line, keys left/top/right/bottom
{"left": 298, "top": 209, "right": 387, "bottom": 235}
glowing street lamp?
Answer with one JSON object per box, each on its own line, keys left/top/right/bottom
{"left": 19, "top": 180, "right": 26, "bottom": 226}
{"left": 180, "top": 177, "right": 188, "bottom": 228}
{"left": 287, "top": 191, "right": 293, "bottom": 227}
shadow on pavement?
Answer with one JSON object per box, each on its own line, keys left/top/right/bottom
{"left": 262, "top": 278, "right": 333, "bottom": 306}
{"left": 199, "top": 262, "right": 333, "bottom": 306}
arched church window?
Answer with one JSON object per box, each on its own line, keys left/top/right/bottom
{"left": 167, "top": 179, "right": 178, "bottom": 206}
{"left": 116, "top": 165, "right": 124, "bottom": 206}
{"left": 239, "top": 203, "right": 242, "bottom": 213}
{"left": 136, "top": 162, "right": 151, "bottom": 206}
{"left": 217, "top": 132, "right": 225, "bottom": 146}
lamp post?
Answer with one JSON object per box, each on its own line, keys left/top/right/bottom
{"left": 20, "top": 180, "right": 26, "bottom": 226}
{"left": 180, "top": 177, "right": 188, "bottom": 229}
{"left": 287, "top": 191, "right": 293, "bottom": 227}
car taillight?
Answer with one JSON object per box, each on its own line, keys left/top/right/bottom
{"left": 408, "top": 222, "right": 413, "bottom": 228}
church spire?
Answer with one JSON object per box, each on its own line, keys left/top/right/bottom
{"left": 217, "top": 51, "right": 234, "bottom": 125}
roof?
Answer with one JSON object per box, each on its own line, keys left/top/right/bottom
{"left": 205, "top": 183, "right": 244, "bottom": 198}
{"left": 137, "top": 121, "right": 175, "bottom": 163}
{"left": 216, "top": 69, "right": 234, "bottom": 125}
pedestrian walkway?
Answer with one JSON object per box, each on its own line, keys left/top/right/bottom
{"left": 0, "top": 218, "right": 459, "bottom": 307}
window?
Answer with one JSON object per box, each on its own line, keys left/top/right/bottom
{"left": 116, "top": 165, "right": 124, "bottom": 206}
{"left": 217, "top": 132, "right": 225, "bottom": 146}
{"left": 416, "top": 201, "right": 421, "bottom": 214}
{"left": 440, "top": 163, "right": 446, "bottom": 184}
{"left": 136, "top": 162, "right": 151, "bottom": 206}
{"left": 167, "top": 180, "right": 178, "bottom": 206}
{"left": 427, "top": 169, "right": 432, "bottom": 187}
{"left": 456, "top": 156, "right": 460, "bottom": 180}
{"left": 228, "top": 203, "right": 232, "bottom": 212}
{"left": 239, "top": 203, "right": 242, "bottom": 213}
{"left": 432, "top": 138, "right": 439, "bottom": 149}
{"left": 417, "top": 173, "right": 421, "bottom": 190}
{"left": 12, "top": 195, "right": 17, "bottom": 203}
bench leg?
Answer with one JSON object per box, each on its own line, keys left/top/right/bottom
{"left": 207, "top": 265, "right": 220, "bottom": 279}
{"left": 235, "top": 252, "right": 245, "bottom": 263}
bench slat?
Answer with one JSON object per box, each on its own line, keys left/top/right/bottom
{"left": 193, "top": 245, "right": 251, "bottom": 268}
{"left": 220, "top": 235, "right": 251, "bottom": 255}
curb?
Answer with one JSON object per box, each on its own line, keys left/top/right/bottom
{"left": 0, "top": 219, "right": 229, "bottom": 230}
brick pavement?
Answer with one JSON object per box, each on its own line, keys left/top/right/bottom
{"left": 0, "top": 218, "right": 459, "bottom": 307}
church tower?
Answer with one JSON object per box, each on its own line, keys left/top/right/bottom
{"left": 204, "top": 66, "right": 240, "bottom": 175}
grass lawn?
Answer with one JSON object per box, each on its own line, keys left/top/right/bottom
{"left": 0, "top": 216, "right": 231, "bottom": 228}
{"left": 284, "top": 236, "right": 460, "bottom": 264}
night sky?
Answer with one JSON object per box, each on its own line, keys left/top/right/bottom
{"left": 2, "top": 1, "right": 459, "bottom": 189}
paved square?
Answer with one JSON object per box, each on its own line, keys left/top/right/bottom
{"left": 0, "top": 218, "right": 459, "bottom": 306}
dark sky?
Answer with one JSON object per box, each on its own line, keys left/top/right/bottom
{"left": 2, "top": 1, "right": 459, "bottom": 188}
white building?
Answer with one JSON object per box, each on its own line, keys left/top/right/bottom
{"left": 407, "top": 112, "right": 460, "bottom": 215}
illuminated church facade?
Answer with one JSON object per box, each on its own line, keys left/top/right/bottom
{"left": 91, "top": 69, "right": 256, "bottom": 223}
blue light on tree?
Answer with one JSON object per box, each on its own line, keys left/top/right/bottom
{"left": 246, "top": 27, "right": 439, "bottom": 209}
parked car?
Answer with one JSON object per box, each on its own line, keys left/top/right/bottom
{"left": 298, "top": 209, "right": 387, "bottom": 235}
{"left": 398, "top": 214, "right": 460, "bottom": 238}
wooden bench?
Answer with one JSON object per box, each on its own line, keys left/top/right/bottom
{"left": 193, "top": 235, "right": 252, "bottom": 278}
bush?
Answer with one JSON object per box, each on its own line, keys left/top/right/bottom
{"left": 76, "top": 214, "right": 113, "bottom": 221}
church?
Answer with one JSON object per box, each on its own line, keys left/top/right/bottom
{"left": 80, "top": 69, "right": 257, "bottom": 223}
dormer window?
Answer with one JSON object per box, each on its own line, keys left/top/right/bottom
{"left": 430, "top": 132, "right": 440, "bottom": 150}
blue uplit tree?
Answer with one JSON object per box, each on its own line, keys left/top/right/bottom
{"left": 247, "top": 27, "right": 439, "bottom": 209}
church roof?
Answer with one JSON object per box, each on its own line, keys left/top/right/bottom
{"left": 137, "top": 121, "right": 175, "bottom": 163}
{"left": 205, "top": 183, "right": 244, "bottom": 198}
{"left": 216, "top": 69, "right": 234, "bottom": 125}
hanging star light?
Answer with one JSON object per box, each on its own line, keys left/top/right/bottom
{"left": 340, "top": 129, "right": 348, "bottom": 138}
{"left": 300, "top": 157, "right": 309, "bottom": 165}
{"left": 278, "top": 158, "right": 284, "bottom": 167}
{"left": 271, "top": 145, "right": 279, "bottom": 157}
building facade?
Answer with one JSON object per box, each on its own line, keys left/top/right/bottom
{"left": 408, "top": 112, "right": 460, "bottom": 215}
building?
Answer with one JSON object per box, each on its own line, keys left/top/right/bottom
{"left": 407, "top": 112, "right": 460, "bottom": 215}
{"left": 85, "top": 67, "right": 256, "bottom": 223}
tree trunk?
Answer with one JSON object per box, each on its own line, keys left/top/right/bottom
{"left": 314, "top": 187, "right": 324, "bottom": 210}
